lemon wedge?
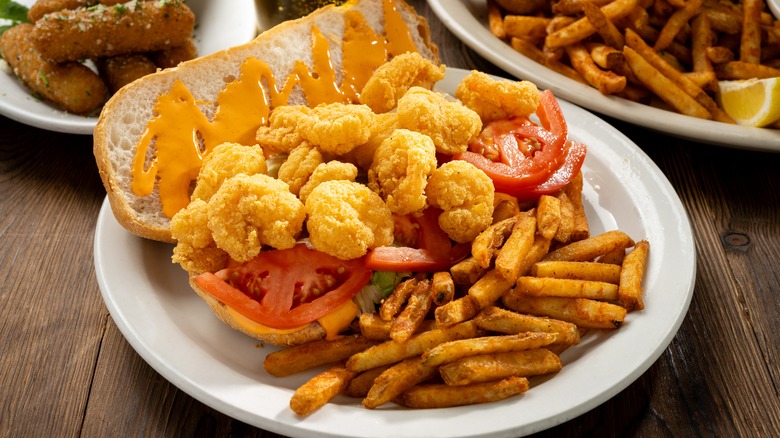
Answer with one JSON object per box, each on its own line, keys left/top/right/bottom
{"left": 718, "top": 77, "right": 780, "bottom": 128}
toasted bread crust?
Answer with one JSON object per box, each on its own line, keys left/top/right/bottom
{"left": 93, "top": 0, "right": 438, "bottom": 243}
{"left": 188, "top": 275, "right": 327, "bottom": 347}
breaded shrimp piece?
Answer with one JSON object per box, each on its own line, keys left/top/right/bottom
{"left": 208, "top": 174, "right": 305, "bottom": 262}
{"left": 191, "top": 142, "right": 267, "bottom": 202}
{"left": 305, "top": 180, "right": 394, "bottom": 260}
{"left": 277, "top": 144, "right": 323, "bottom": 196}
{"left": 396, "top": 87, "right": 482, "bottom": 156}
{"left": 368, "top": 129, "right": 437, "bottom": 215}
{"left": 360, "top": 52, "right": 446, "bottom": 113}
{"left": 170, "top": 199, "right": 229, "bottom": 274}
{"left": 426, "top": 161, "right": 495, "bottom": 243}
{"left": 256, "top": 105, "right": 311, "bottom": 155}
{"left": 299, "top": 161, "right": 358, "bottom": 204}
{"left": 455, "top": 71, "right": 540, "bottom": 123}
{"left": 299, "top": 103, "right": 375, "bottom": 155}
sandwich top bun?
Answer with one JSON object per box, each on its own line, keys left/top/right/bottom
{"left": 93, "top": 0, "right": 439, "bottom": 243}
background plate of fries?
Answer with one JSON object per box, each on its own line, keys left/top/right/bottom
{"left": 0, "top": 0, "right": 257, "bottom": 135}
{"left": 94, "top": 68, "right": 696, "bottom": 438}
{"left": 428, "top": 0, "right": 780, "bottom": 152}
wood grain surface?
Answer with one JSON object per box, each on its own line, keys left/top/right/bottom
{"left": 1, "top": 1, "right": 779, "bottom": 437}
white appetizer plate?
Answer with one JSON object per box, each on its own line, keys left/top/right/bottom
{"left": 0, "top": 0, "right": 257, "bottom": 134}
{"left": 94, "top": 68, "right": 696, "bottom": 437}
{"left": 428, "top": 0, "right": 780, "bottom": 152}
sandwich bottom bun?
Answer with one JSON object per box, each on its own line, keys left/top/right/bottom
{"left": 188, "top": 275, "right": 326, "bottom": 347}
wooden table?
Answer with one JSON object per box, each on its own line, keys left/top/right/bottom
{"left": 1, "top": 1, "right": 779, "bottom": 436}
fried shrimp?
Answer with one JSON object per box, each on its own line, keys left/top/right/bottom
{"left": 299, "top": 103, "right": 375, "bottom": 155}
{"left": 396, "top": 87, "right": 482, "bottom": 155}
{"left": 299, "top": 161, "right": 359, "bottom": 204}
{"left": 426, "top": 161, "right": 495, "bottom": 243}
{"left": 342, "top": 112, "right": 399, "bottom": 171}
{"left": 368, "top": 129, "right": 437, "bottom": 215}
{"left": 359, "top": 52, "right": 446, "bottom": 114}
{"left": 170, "top": 199, "right": 229, "bottom": 275}
{"left": 208, "top": 174, "right": 305, "bottom": 262}
{"left": 256, "top": 105, "right": 311, "bottom": 156}
{"left": 454, "top": 71, "right": 540, "bottom": 123}
{"left": 277, "top": 144, "right": 324, "bottom": 196}
{"left": 305, "top": 180, "right": 394, "bottom": 260}
{"left": 191, "top": 142, "right": 267, "bottom": 202}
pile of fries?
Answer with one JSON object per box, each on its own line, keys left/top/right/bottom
{"left": 487, "top": 0, "right": 780, "bottom": 124}
{"left": 263, "top": 173, "right": 651, "bottom": 416}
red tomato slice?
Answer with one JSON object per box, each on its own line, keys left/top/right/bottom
{"left": 454, "top": 90, "right": 573, "bottom": 197}
{"left": 504, "top": 140, "right": 587, "bottom": 200}
{"left": 194, "top": 243, "right": 371, "bottom": 329}
{"left": 365, "top": 208, "right": 468, "bottom": 272}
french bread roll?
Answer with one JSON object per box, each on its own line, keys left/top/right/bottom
{"left": 93, "top": 0, "right": 439, "bottom": 243}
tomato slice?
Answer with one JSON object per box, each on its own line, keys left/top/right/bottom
{"left": 454, "top": 90, "right": 574, "bottom": 198}
{"left": 507, "top": 140, "right": 587, "bottom": 200}
{"left": 365, "top": 208, "right": 469, "bottom": 272}
{"left": 194, "top": 243, "right": 371, "bottom": 329}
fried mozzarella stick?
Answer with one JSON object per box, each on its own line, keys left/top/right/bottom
{"left": 0, "top": 24, "right": 107, "bottom": 114}
{"left": 31, "top": 1, "right": 195, "bottom": 63}
{"left": 96, "top": 54, "right": 158, "bottom": 93}
{"left": 28, "top": 0, "right": 135, "bottom": 23}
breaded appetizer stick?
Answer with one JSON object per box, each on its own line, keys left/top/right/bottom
{"left": 97, "top": 54, "right": 158, "bottom": 93}
{"left": 150, "top": 37, "right": 198, "bottom": 69}
{"left": 0, "top": 23, "right": 108, "bottom": 114}
{"left": 28, "top": 0, "right": 96, "bottom": 22}
{"left": 31, "top": 1, "right": 195, "bottom": 63}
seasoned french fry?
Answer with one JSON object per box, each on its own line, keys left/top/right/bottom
{"left": 623, "top": 46, "right": 712, "bottom": 120}
{"left": 715, "top": 61, "right": 780, "bottom": 79}
{"left": 290, "top": 362, "right": 358, "bottom": 416}
{"left": 431, "top": 271, "right": 455, "bottom": 306}
{"left": 619, "top": 240, "right": 650, "bottom": 311}
{"left": 391, "top": 279, "right": 434, "bottom": 342}
{"left": 532, "top": 260, "right": 622, "bottom": 284}
{"left": 345, "top": 365, "right": 391, "bottom": 398}
{"left": 581, "top": 0, "right": 625, "bottom": 49}
{"left": 394, "top": 376, "right": 529, "bottom": 408}
{"left": 536, "top": 195, "right": 561, "bottom": 240}
{"left": 543, "top": 230, "right": 636, "bottom": 262}
{"left": 487, "top": 0, "right": 507, "bottom": 39}
{"left": 740, "top": 0, "right": 762, "bottom": 63}
{"left": 566, "top": 42, "right": 627, "bottom": 94}
{"left": 380, "top": 278, "right": 417, "bottom": 321}
{"left": 515, "top": 276, "right": 620, "bottom": 301}
{"left": 503, "top": 294, "right": 628, "bottom": 329}
{"left": 705, "top": 45, "right": 735, "bottom": 64}
{"left": 450, "top": 257, "right": 489, "bottom": 285}
{"left": 554, "top": 191, "right": 575, "bottom": 243}
{"left": 472, "top": 216, "right": 518, "bottom": 269}
{"left": 504, "top": 15, "right": 550, "bottom": 42}
{"left": 563, "top": 172, "right": 589, "bottom": 241}
{"left": 654, "top": 0, "right": 702, "bottom": 51}
{"left": 544, "top": 0, "right": 639, "bottom": 51}
{"left": 358, "top": 313, "right": 436, "bottom": 341}
{"left": 422, "top": 332, "right": 558, "bottom": 367}
{"left": 588, "top": 43, "right": 626, "bottom": 70}
{"left": 474, "top": 305, "right": 581, "bottom": 346}
{"left": 434, "top": 295, "right": 481, "bottom": 327}
{"left": 363, "top": 357, "right": 438, "bottom": 408}
{"left": 264, "top": 335, "right": 377, "bottom": 377}
{"left": 494, "top": 214, "right": 537, "bottom": 282}
{"left": 467, "top": 269, "right": 515, "bottom": 309}
{"left": 439, "top": 348, "right": 562, "bottom": 386}
{"left": 493, "top": 193, "right": 521, "bottom": 222}
{"left": 346, "top": 321, "right": 481, "bottom": 373}
{"left": 553, "top": 0, "right": 613, "bottom": 15}
{"left": 691, "top": 14, "right": 715, "bottom": 75}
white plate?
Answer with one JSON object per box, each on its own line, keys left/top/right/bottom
{"left": 769, "top": 0, "right": 780, "bottom": 20}
{"left": 0, "top": 0, "right": 257, "bottom": 135}
{"left": 94, "top": 68, "right": 695, "bottom": 437}
{"left": 428, "top": 0, "right": 780, "bottom": 152}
